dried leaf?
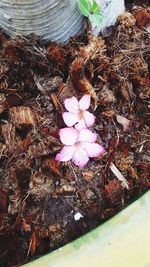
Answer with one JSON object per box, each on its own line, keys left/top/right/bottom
{"left": 109, "top": 163, "right": 129, "bottom": 189}
{"left": 10, "top": 106, "right": 35, "bottom": 127}
{"left": 116, "top": 115, "right": 131, "bottom": 131}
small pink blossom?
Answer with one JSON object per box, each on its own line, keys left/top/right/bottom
{"left": 62, "top": 95, "right": 95, "bottom": 130}
{"left": 55, "top": 127, "right": 105, "bottom": 168}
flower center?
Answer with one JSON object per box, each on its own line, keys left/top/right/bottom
{"left": 74, "top": 141, "right": 82, "bottom": 149}
{"left": 78, "top": 110, "right": 84, "bottom": 120}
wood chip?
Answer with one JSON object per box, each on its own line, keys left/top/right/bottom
{"left": 135, "top": 8, "right": 150, "bottom": 28}
{"left": 47, "top": 43, "right": 66, "bottom": 70}
{"left": 0, "top": 143, "right": 7, "bottom": 158}
{"left": 82, "top": 171, "right": 94, "bottom": 181}
{"left": 51, "top": 93, "right": 63, "bottom": 112}
{"left": 48, "top": 223, "right": 60, "bottom": 233}
{"left": 105, "top": 180, "right": 124, "bottom": 206}
{"left": 28, "top": 232, "right": 37, "bottom": 257}
{"left": 0, "top": 93, "right": 7, "bottom": 113}
{"left": 70, "top": 58, "right": 98, "bottom": 108}
{"left": 101, "top": 110, "right": 115, "bottom": 119}
{"left": 1, "top": 123, "right": 21, "bottom": 152}
{"left": 44, "top": 158, "right": 61, "bottom": 176}
{"left": 9, "top": 106, "right": 35, "bottom": 126}
{"left": 56, "top": 184, "right": 76, "bottom": 194}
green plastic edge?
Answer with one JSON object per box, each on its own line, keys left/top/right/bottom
{"left": 24, "top": 191, "right": 150, "bottom": 267}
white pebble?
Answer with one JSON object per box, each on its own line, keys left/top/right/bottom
{"left": 74, "top": 212, "right": 84, "bottom": 221}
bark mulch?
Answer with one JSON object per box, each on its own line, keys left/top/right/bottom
{"left": 0, "top": 2, "right": 150, "bottom": 266}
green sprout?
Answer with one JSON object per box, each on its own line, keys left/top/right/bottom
{"left": 77, "top": 0, "right": 103, "bottom": 26}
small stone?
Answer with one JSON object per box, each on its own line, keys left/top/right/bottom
{"left": 74, "top": 212, "right": 84, "bottom": 221}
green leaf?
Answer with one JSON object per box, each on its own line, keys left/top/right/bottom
{"left": 89, "top": 13, "right": 104, "bottom": 26}
{"left": 88, "top": 1, "right": 93, "bottom": 13}
{"left": 92, "top": 0, "right": 101, "bottom": 14}
{"left": 77, "top": 0, "right": 91, "bottom": 17}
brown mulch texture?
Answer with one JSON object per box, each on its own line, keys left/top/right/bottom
{"left": 0, "top": 2, "right": 150, "bottom": 266}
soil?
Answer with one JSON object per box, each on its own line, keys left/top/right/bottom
{"left": 0, "top": 1, "right": 150, "bottom": 266}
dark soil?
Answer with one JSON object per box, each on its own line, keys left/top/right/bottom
{"left": 0, "top": 1, "right": 150, "bottom": 266}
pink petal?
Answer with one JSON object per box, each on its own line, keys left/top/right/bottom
{"left": 82, "top": 142, "right": 105, "bottom": 158}
{"left": 83, "top": 111, "right": 95, "bottom": 127}
{"left": 78, "top": 129, "right": 97, "bottom": 143}
{"left": 72, "top": 145, "right": 89, "bottom": 168}
{"left": 55, "top": 145, "right": 74, "bottom": 162}
{"left": 79, "top": 95, "right": 91, "bottom": 111}
{"left": 64, "top": 96, "right": 79, "bottom": 114}
{"left": 74, "top": 119, "right": 87, "bottom": 131}
{"left": 62, "top": 112, "right": 79, "bottom": 127}
{"left": 59, "top": 127, "right": 78, "bottom": 145}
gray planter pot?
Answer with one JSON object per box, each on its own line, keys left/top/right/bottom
{"left": 0, "top": 0, "right": 84, "bottom": 43}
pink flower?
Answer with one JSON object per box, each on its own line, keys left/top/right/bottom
{"left": 55, "top": 127, "right": 105, "bottom": 168}
{"left": 62, "top": 95, "right": 95, "bottom": 130}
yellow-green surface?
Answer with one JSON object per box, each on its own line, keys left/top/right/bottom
{"left": 24, "top": 191, "right": 150, "bottom": 267}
